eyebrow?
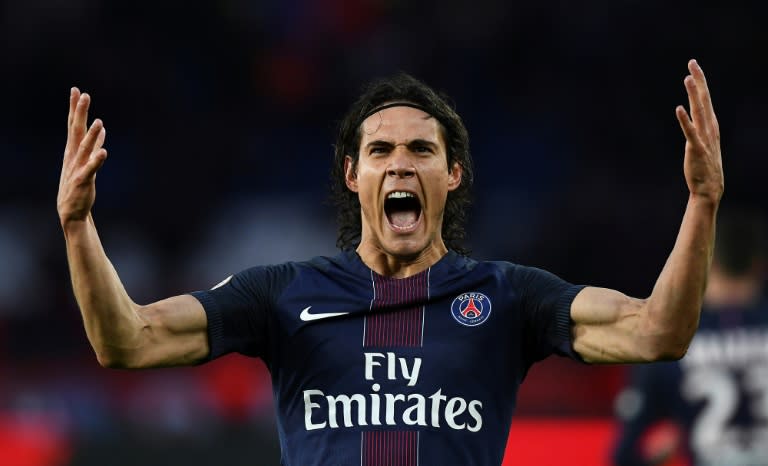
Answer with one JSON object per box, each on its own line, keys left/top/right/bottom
{"left": 364, "top": 139, "right": 440, "bottom": 150}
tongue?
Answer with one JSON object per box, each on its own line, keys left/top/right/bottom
{"left": 390, "top": 210, "right": 418, "bottom": 228}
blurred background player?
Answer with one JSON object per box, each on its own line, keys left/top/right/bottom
{"left": 612, "top": 206, "right": 768, "bottom": 466}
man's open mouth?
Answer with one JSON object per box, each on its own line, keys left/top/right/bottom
{"left": 384, "top": 191, "right": 422, "bottom": 232}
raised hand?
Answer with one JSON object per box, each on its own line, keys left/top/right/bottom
{"left": 57, "top": 87, "right": 108, "bottom": 227}
{"left": 676, "top": 59, "right": 724, "bottom": 203}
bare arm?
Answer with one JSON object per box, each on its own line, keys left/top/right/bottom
{"left": 58, "top": 88, "right": 209, "bottom": 368}
{"left": 571, "top": 59, "right": 723, "bottom": 364}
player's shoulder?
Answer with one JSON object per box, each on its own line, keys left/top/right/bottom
{"left": 446, "top": 255, "right": 532, "bottom": 289}
{"left": 460, "top": 258, "right": 581, "bottom": 298}
{"left": 232, "top": 260, "right": 300, "bottom": 281}
{"left": 238, "top": 251, "right": 367, "bottom": 279}
{"left": 469, "top": 257, "right": 550, "bottom": 281}
{"left": 746, "top": 297, "right": 768, "bottom": 324}
{"left": 448, "top": 251, "right": 519, "bottom": 271}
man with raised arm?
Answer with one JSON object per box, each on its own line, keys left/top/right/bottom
{"left": 57, "top": 59, "right": 722, "bottom": 465}
{"left": 613, "top": 208, "right": 767, "bottom": 466}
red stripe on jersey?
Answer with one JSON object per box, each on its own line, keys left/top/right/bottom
{"left": 364, "top": 269, "right": 428, "bottom": 348}
{"left": 362, "top": 270, "right": 427, "bottom": 465}
{"left": 362, "top": 431, "right": 418, "bottom": 466}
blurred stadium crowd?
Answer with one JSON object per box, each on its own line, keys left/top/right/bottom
{"left": 1, "top": 0, "right": 767, "bottom": 464}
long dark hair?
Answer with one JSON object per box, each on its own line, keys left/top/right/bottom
{"left": 330, "top": 73, "right": 474, "bottom": 255}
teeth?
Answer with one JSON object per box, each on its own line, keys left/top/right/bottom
{"left": 387, "top": 191, "right": 415, "bottom": 199}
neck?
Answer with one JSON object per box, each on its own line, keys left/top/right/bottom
{"left": 356, "top": 241, "right": 448, "bottom": 278}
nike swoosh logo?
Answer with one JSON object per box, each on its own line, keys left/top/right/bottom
{"left": 299, "top": 306, "right": 349, "bottom": 322}
{"left": 211, "top": 275, "right": 233, "bottom": 290}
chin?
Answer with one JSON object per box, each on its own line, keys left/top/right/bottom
{"left": 381, "top": 237, "right": 430, "bottom": 260}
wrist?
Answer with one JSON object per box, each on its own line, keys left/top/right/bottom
{"left": 689, "top": 180, "right": 724, "bottom": 205}
{"left": 688, "top": 191, "right": 721, "bottom": 211}
{"left": 60, "top": 214, "right": 93, "bottom": 236}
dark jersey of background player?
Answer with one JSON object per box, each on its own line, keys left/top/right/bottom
{"left": 192, "top": 250, "right": 583, "bottom": 465}
{"left": 57, "top": 60, "right": 723, "bottom": 466}
{"left": 613, "top": 209, "right": 768, "bottom": 466}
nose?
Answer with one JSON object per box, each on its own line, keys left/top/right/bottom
{"left": 386, "top": 145, "right": 416, "bottom": 179}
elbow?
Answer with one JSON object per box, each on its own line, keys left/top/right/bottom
{"left": 91, "top": 312, "right": 153, "bottom": 369}
{"left": 96, "top": 352, "right": 123, "bottom": 369}
{"left": 647, "top": 342, "right": 690, "bottom": 362}
{"left": 639, "top": 306, "right": 700, "bottom": 362}
{"left": 642, "top": 331, "right": 694, "bottom": 362}
{"left": 94, "top": 346, "right": 145, "bottom": 369}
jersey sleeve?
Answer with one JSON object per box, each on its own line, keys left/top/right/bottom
{"left": 189, "top": 263, "right": 295, "bottom": 364}
{"left": 513, "top": 265, "right": 586, "bottom": 366}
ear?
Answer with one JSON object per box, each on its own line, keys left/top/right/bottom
{"left": 344, "top": 156, "right": 358, "bottom": 192}
{"left": 447, "top": 161, "right": 462, "bottom": 191}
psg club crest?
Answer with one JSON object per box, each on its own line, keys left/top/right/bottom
{"left": 450, "top": 292, "right": 492, "bottom": 327}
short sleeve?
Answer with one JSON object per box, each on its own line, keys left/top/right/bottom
{"left": 514, "top": 265, "right": 586, "bottom": 367}
{"left": 189, "top": 264, "right": 295, "bottom": 363}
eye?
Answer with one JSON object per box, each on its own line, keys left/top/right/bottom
{"left": 414, "top": 145, "right": 433, "bottom": 154}
{"left": 369, "top": 146, "right": 388, "bottom": 155}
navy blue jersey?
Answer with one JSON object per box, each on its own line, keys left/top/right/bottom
{"left": 613, "top": 300, "right": 768, "bottom": 466}
{"left": 191, "top": 250, "right": 584, "bottom": 466}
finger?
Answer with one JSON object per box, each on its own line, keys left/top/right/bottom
{"left": 71, "top": 93, "right": 91, "bottom": 146}
{"left": 94, "top": 127, "right": 106, "bottom": 153}
{"left": 676, "top": 105, "right": 701, "bottom": 147}
{"left": 76, "top": 119, "right": 104, "bottom": 163}
{"left": 82, "top": 149, "right": 108, "bottom": 180}
{"left": 688, "top": 59, "right": 716, "bottom": 121}
{"left": 67, "top": 87, "right": 81, "bottom": 130}
{"left": 65, "top": 87, "right": 81, "bottom": 155}
{"left": 684, "top": 75, "right": 706, "bottom": 128}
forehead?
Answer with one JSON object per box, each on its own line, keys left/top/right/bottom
{"left": 359, "top": 106, "right": 442, "bottom": 146}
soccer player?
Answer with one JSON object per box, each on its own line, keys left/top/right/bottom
{"left": 612, "top": 209, "right": 768, "bottom": 466}
{"left": 57, "top": 59, "right": 722, "bottom": 465}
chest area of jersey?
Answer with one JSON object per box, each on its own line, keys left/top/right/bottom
{"left": 275, "top": 268, "right": 513, "bottom": 368}
{"left": 271, "top": 269, "right": 519, "bottom": 430}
